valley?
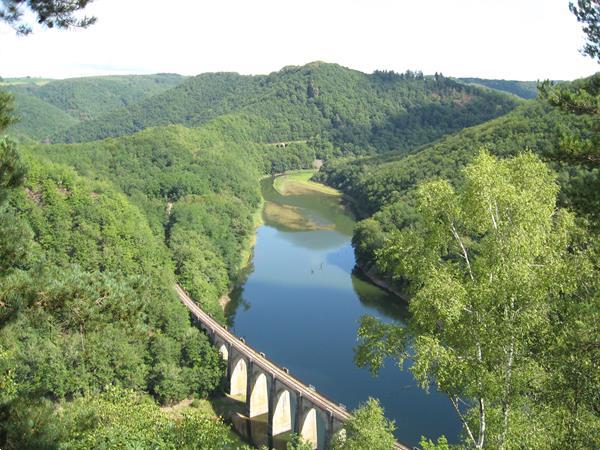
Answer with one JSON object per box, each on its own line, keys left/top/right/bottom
{"left": 1, "top": 53, "right": 598, "bottom": 449}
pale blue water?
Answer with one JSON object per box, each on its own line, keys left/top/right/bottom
{"left": 227, "top": 177, "right": 460, "bottom": 447}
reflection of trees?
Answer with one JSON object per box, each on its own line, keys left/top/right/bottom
{"left": 262, "top": 176, "right": 355, "bottom": 236}
{"left": 225, "top": 263, "right": 255, "bottom": 327}
{"left": 351, "top": 268, "right": 410, "bottom": 322}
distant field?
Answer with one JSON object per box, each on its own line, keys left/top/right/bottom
{"left": 0, "top": 77, "right": 53, "bottom": 86}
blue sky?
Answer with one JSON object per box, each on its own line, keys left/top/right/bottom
{"left": 1, "top": 0, "right": 598, "bottom": 80}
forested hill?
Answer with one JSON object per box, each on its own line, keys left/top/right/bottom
{"left": 5, "top": 74, "right": 185, "bottom": 140}
{"left": 54, "top": 62, "right": 520, "bottom": 154}
{"left": 315, "top": 94, "right": 597, "bottom": 280}
{"left": 458, "top": 77, "right": 539, "bottom": 99}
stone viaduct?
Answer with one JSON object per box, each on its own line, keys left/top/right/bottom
{"left": 175, "top": 284, "right": 410, "bottom": 450}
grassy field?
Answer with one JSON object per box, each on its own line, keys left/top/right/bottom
{"left": 273, "top": 170, "right": 340, "bottom": 196}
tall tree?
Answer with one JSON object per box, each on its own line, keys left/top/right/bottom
{"left": 538, "top": 1, "right": 600, "bottom": 222}
{"left": 570, "top": 0, "right": 600, "bottom": 61}
{"left": 0, "top": 91, "right": 16, "bottom": 133}
{"left": 356, "top": 151, "right": 597, "bottom": 448}
{"left": 0, "top": 0, "right": 96, "bottom": 34}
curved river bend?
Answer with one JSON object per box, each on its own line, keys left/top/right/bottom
{"left": 226, "top": 176, "right": 460, "bottom": 447}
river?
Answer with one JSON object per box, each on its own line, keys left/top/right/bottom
{"left": 226, "top": 175, "right": 460, "bottom": 448}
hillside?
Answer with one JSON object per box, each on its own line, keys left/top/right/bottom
{"left": 7, "top": 90, "right": 79, "bottom": 141}
{"left": 22, "top": 114, "right": 321, "bottom": 319}
{"left": 316, "top": 96, "right": 597, "bottom": 279}
{"left": 55, "top": 63, "right": 520, "bottom": 155}
{"left": 3, "top": 62, "right": 597, "bottom": 449}
{"left": 6, "top": 74, "right": 185, "bottom": 141}
{"left": 458, "top": 77, "right": 539, "bottom": 99}
{"left": 0, "top": 147, "right": 233, "bottom": 447}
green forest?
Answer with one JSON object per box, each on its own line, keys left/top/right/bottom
{"left": 1, "top": 1, "right": 599, "bottom": 448}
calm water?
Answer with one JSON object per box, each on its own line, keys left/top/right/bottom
{"left": 227, "top": 177, "right": 460, "bottom": 447}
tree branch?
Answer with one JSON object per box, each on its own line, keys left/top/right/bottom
{"left": 451, "top": 222, "right": 475, "bottom": 282}
{"left": 450, "top": 395, "right": 478, "bottom": 447}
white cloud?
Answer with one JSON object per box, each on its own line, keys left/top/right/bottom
{"left": 1, "top": 0, "right": 598, "bottom": 80}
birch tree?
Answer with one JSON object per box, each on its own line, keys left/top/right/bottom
{"left": 355, "top": 151, "right": 591, "bottom": 448}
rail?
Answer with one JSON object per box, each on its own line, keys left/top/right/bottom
{"left": 175, "top": 284, "right": 411, "bottom": 450}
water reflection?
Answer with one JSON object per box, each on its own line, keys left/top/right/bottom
{"left": 227, "top": 175, "right": 460, "bottom": 447}
{"left": 351, "top": 270, "right": 409, "bottom": 321}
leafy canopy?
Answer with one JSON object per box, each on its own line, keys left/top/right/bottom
{"left": 570, "top": 0, "right": 600, "bottom": 61}
{"left": 331, "top": 398, "right": 396, "bottom": 450}
{"left": 356, "top": 151, "right": 597, "bottom": 448}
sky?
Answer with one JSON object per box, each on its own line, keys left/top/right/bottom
{"left": 1, "top": 0, "right": 598, "bottom": 80}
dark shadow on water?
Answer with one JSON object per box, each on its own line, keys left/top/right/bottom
{"left": 351, "top": 268, "right": 410, "bottom": 322}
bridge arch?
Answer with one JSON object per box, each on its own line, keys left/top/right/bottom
{"left": 250, "top": 371, "right": 269, "bottom": 417}
{"left": 218, "top": 343, "right": 228, "bottom": 361}
{"left": 272, "top": 388, "right": 293, "bottom": 436}
{"left": 230, "top": 357, "right": 247, "bottom": 400}
{"left": 299, "top": 407, "right": 318, "bottom": 449}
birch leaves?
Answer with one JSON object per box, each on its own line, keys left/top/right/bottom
{"left": 357, "top": 151, "right": 589, "bottom": 448}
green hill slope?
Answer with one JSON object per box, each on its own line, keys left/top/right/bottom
{"left": 0, "top": 149, "right": 231, "bottom": 447}
{"left": 9, "top": 73, "right": 185, "bottom": 120}
{"left": 23, "top": 114, "right": 317, "bottom": 318}
{"left": 7, "top": 91, "right": 79, "bottom": 141}
{"left": 316, "top": 97, "right": 597, "bottom": 280}
{"left": 6, "top": 74, "right": 185, "bottom": 141}
{"left": 56, "top": 63, "right": 520, "bottom": 154}
{"left": 458, "top": 77, "right": 539, "bottom": 99}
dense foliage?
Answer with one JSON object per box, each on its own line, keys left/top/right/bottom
{"left": 6, "top": 74, "right": 184, "bottom": 141}
{"left": 22, "top": 120, "right": 316, "bottom": 321}
{"left": 2, "top": 54, "right": 598, "bottom": 448}
{"left": 3, "top": 386, "right": 240, "bottom": 449}
{"left": 331, "top": 398, "right": 396, "bottom": 450}
{"left": 316, "top": 97, "right": 598, "bottom": 283}
{"left": 0, "top": 90, "right": 236, "bottom": 446}
{"left": 53, "top": 63, "right": 519, "bottom": 155}
{"left": 458, "top": 78, "right": 539, "bottom": 99}
{"left": 356, "top": 152, "right": 599, "bottom": 448}
{"left": 7, "top": 90, "right": 79, "bottom": 141}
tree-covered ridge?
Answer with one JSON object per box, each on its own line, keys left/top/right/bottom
{"left": 9, "top": 73, "right": 185, "bottom": 120}
{"left": 54, "top": 62, "right": 520, "bottom": 155}
{"left": 7, "top": 90, "right": 79, "bottom": 141}
{"left": 55, "top": 72, "right": 268, "bottom": 143}
{"left": 316, "top": 95, "right": 597, "bottom": 281}
{"left": 458, "top": 78, "right": 540, "bottom": 99}
{"left": 0, "top": 149, "right": 229, "bottom": 447}
{"left": 23, "top": 116, "right": 320, "bottom": 321}
{"left": 5, "top": 73, "right": 185, "bottom": 141}
{"left": 0, "top": 97, "right": 323, "bottom": 446}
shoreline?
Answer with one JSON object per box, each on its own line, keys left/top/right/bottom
{"left": 357, "top": 264, "right": 409, "bottom": 302}
{"left": 219, "top": 185, "right": 265, "bottom": 311}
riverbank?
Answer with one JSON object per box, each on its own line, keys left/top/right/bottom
{"left": 220, "top": 195, "right": 265, "bottom": 311}
{"left": 358, "top": 265, "right": 409, "bottom": 302}
{"left": 225, "top": 169, "right": 461, "bottom": 446}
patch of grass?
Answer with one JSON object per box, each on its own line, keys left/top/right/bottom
{"left": 274, "top": 170, "right": 340, "bottom": 196}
